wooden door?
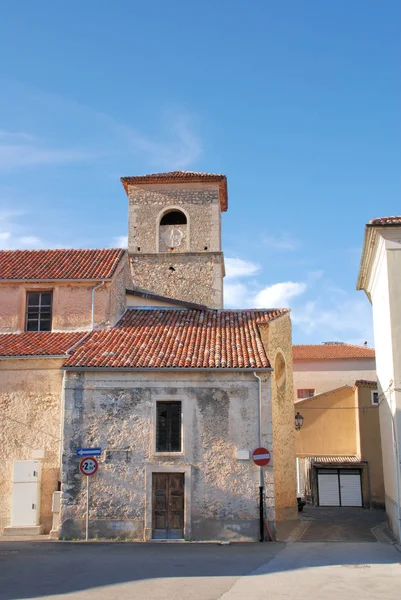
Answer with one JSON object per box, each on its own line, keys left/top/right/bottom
{"left": 152, "top": 473, "right": 184, "bottom": 539}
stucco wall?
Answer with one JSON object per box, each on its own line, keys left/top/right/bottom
{"left": 356, "top": 385, "right": 385, "bottom": 507}
{"left": 0, "top": 358, "right": 64, "bottom": 533}
{"left": 293, "top": 358, "right": 376, "bottom": 399}
{"left": 368, "top": 232, "right": 401, "bottom": 539}
{"left": 295, "top": 387, "right": 358, "bottom": 456}
{"left": 129, "top": 253, "right": 224, "bottom": 309}
{"left": 260, "top": 314, "right": 297, "bottom": 521}
{"left": 0, "top": 259, "right": 130, "bottom": 333}
{"left": 60, "top": 370, "right": 274, "bottom": 541}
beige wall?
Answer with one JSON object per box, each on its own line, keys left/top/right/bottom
{"left": 260, "top": 314, "right": 298, "bottom": 521}
{"left": 356, "top": 385, "right": 385, "bottom": 507}
{"left": 0, "top": 358, "right": 64, "bottom": 533}
{"left": 296, "top": 387, "right": 357, "bottom": 456}
{"left": 0, "top": 258, "right": 131, "bottom": 333}
{"left": 293, "top": 358, "right": 376, "bottom": 399}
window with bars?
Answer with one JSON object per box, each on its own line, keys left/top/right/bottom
{"left": 25, "top": 291, "right": 52, "bottom": 332}
{"left": 156, "top": 401, "right": 182, "bottom": 452}
{"left": 297, "top": 388, "right": 315, "bottom": 399}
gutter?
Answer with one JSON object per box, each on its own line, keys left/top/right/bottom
{"left": 61, "top": 366, "right": 273, "bottom": 373}
{"left": 91, "top": 281, "right": 106, "bottom": 329}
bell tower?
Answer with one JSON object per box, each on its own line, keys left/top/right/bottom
{"left": 121, "top": 171, "right": 227, "bottom": 308}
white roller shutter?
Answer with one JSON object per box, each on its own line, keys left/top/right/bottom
{"left": 318, "top": 472, "right": 340, "bottom": 506}
{"left": 339, "top": 471, "right": 362, "bottom": 507}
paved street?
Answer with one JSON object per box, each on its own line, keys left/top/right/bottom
{"left": 0, "top": 540, "right": 400, "bottom": 600}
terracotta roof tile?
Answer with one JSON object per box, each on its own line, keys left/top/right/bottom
{"left": 368, "top": 216, "right": 401, "bottom": 226}
{"left": 0, "top": 331, "right": 87, "bottom": 357}
{"left": 0, "top": 248, "right": 126, "bottom": 280}
{"left": 120, "top": 170, "right": 228, "bottom": 212}
{"left": 354, "top": 379, "right": 377, "bottom": 389}
{"left": 293, "top": 343, "right": 375, "bottom": 360}
{"left": 64, "top": 308, "right": 288, "bottom": 369}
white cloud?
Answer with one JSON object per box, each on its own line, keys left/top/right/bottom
{"left": 0, "top": 131, "right": 94, "bottom": 171}
{"left": 225, "top": 257, "right": 260, "bottom": 279}
{"left": 292, "top": 296, "right": 374, "bottom": 345}
{"left": 262, "top": 234, "right": 298, "bottom": 251}
{"left": 119, "top": 111, "right": 202, "bottom": 169}
{"left": 112, "top": 235, "right": 128, "bottom": 248}
{"left": 224, "top": 282, "right": 249, "bottom": 308}
{"left": 254, "top": 282, "right": 307, "bottom": 308}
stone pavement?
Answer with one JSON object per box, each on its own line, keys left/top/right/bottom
{"left": 277, "top": 506, "right": 389, "bottom": 542}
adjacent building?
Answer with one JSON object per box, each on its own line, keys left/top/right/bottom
{"left": 293, "top": 342, "right": 376, "bottom": 401}
{"left": 357, "top": 216, "right": 401, "bottom": 542}
{"left": 295, "top": 380, "right": 384, "bottom": 509}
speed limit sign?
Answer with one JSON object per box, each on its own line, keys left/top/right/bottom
{"left": 79, "top": 457, "right": 98, "bottom": 476}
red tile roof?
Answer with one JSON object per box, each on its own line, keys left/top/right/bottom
{"left": 368, "top": 216, "right": 401, "bottom": 226}
{"left": 354, "top": 379, "right": 377, "bottom": 389}
{"left": 0, "top": 248, "right": 126, "bottom": 281}
{"left": 64, "top": 308, "right": 288, "bottom": 369}
{"left": 120, "top": 171, "right": 228, "bottom": 212}
{"left": 293, "top": 344, "right": 375, "bottom": 360}
{"left": 0, "top": 331, "right": 87, "bottom": 357}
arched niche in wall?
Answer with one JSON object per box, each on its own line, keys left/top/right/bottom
{"left": 275, "top": 351, "right": 287, "bottom": 392}
{"left": 158, "top": 207, "right": 189, "bottom": 252}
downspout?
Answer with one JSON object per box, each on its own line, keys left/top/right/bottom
{"left": 253, "top": 372, "right": 265, "bottom": 542}
{"left": 91, "top": 280, "right": 106, "bottom": 329}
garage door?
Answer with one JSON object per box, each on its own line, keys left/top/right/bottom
{"left": 318, "top": 470, "right": 340, "bottom": 505}
{"left": 317, "top": 469, "right": 362, "bottom": 507}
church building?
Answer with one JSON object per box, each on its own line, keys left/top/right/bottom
{"left": 0, "top": 171, "right": 297, "bottom": 541}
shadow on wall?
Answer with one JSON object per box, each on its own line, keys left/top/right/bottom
{"left": 0, "top": 541, "right": 400, "bottom": 600}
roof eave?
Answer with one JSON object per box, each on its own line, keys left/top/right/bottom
{"left": 62, "top": 366, "right": 273, "bottom": 373}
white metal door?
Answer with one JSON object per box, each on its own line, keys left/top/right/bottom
{"left": 339, "top": 471, "right": 362, "bottom": 507}
{"left": 318, "top": 471, "right": 340, "bottom": 506}
{"left": 11, "top": 482, "right": 40, "bottom": 526}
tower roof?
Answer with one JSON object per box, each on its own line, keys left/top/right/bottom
{"left": 121, "top": 170, "right": 228, "bottom": 212}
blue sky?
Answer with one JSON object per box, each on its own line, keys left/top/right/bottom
{"left": 0, "top": 1, "right": 399, "bottom": 344}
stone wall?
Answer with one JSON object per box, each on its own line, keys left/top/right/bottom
{"left": 60, "top": 370, "right": 274, "bottom": 541}
{"left": 259, "top": 314, "right": 298, "bottom": 521}
{"left": 129, "top": 253, "right": 224, "bottom": 308}
{"left": 127, "top": 183, "right": 221, "bottom": 254}
{"left": 0, "top": 358, "right": 64, "bottom": 533}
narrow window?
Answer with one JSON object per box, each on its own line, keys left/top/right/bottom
{"left": 371, "top": 390, "right": 379, "bottom": 406}
{"left": 156, "top": 401, "right": 182, "bottom": 452}
{"left": 26, "top": 291, "right": 52, "bottom": 332}
{"left": 297, "top": 389, "right": 315, "bottom": 399}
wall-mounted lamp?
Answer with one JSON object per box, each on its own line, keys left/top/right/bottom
{"left": 295, "top": 412, "right": 304, "bottom": 430}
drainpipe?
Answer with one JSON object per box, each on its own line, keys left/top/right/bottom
{"left": 253, "top": 372, "right": 265, "bottom": 542}
{"left": 91, "top": 281, "right": 106, "bottom": 329}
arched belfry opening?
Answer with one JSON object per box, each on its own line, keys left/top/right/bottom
{"left": 159, "top": 209, "right": 188, "bottom": 252}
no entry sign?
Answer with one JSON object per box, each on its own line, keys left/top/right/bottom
{"left": 79, "top": 457, "right": 98, "bottom": 476}
{"left": 252, "top": 447, "right": 271, "bottom": 466}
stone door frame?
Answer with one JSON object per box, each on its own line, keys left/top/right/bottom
{"left": 144, "top": 463, "right": 192, "bottom": 541}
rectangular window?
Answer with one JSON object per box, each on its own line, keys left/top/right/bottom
{"left": 371, "top": 390, "right": 379, "bottom": 406}
{"left": 297, "top": 388, "right": 315, "bottom": 399}
{"left": 25, "top": 291, "right": 52, "bottom": 332}
{"left": 156, "top": 401, "right": 182, "bottom": 452}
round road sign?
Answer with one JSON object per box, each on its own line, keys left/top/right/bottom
{"left": 79, "top": 457, "right": 98, "bottom": 476}
{"left": 252, "top": 447, "right": 271, "bottom": 466}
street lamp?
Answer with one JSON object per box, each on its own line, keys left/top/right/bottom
{"left": 295, "top": 412, "right": 304, "bottom": 430}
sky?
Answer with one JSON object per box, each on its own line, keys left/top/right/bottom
{"left": 0, "top": 1, "right": 400, "bottom": 345}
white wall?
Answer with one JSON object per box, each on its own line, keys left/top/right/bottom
{"left": 293, "top": 358, "right": 376, "bottom": 398}
{"left": 368, "top": 229, "right": 401, "bottom": 541}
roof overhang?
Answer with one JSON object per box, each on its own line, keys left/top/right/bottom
{"left": 120, "top": 172, "right": 228, "bottom": 212}
{"left": 62, "top": 366, "right": 273, "bottom": 373}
